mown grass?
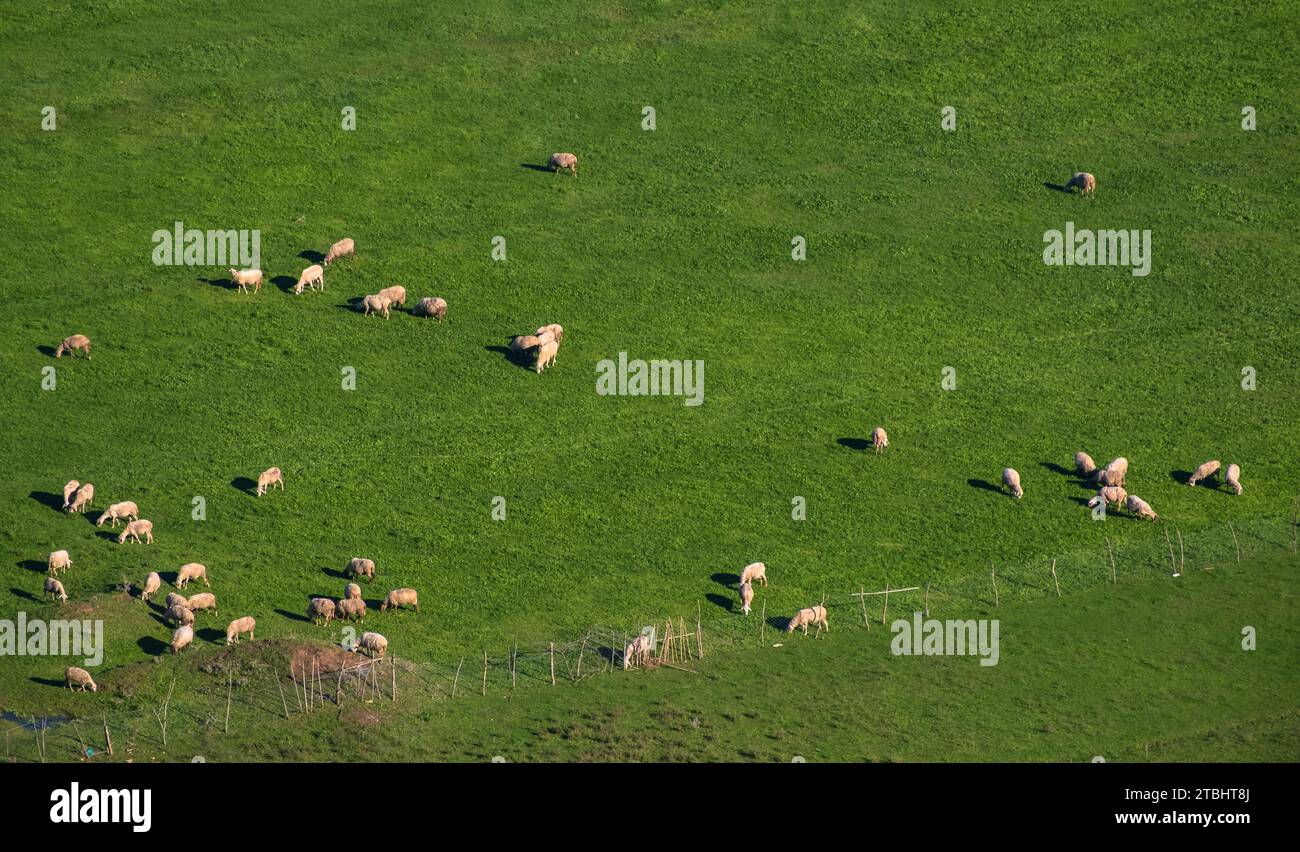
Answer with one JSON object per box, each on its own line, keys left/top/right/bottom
{"left": 0, "top": 0, "right": 1297, "bottom": 759}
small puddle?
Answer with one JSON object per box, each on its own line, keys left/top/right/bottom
{"left": 1, "top": 711, "right": 70, "bottom": 731}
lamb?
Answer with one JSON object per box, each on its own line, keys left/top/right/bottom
{"left": 377, "top": 285, "right": 407, "bottom": 308}
{"left": 323, "top": 237, "right": 355, "bottom": 265}
{"left": 623, "top": 633, "right": 653, "bottom": 669}
{"left": 344, "top": 582, "right": 362, "bottom": 600}
{"left": 740, "top": 561, "right": 768, "bottom": 587}
{"left": 186, "top": 592, "right": 218, "bottom": 615}
{"left": 177, "top": 562, "right": 209, "bottom": 589}
{"left": 96, "top": 500, "right": 139, "bottom": 527}
{"left": 307, "top": 597, "right": 336, "bottom": 626}
{"left": 361, "top": 293, "right": 392, "bottom": 318}
{"left": 346, "top": 558, "right": 375, "bottom": 581}
{"left": 337, "top": 598, "right": 367, "bottom": 621}
{"left": 54, "top": 334, "right": 92, "bottom": 359}
{"left": 534, "top": 338, "right": 559, "bottom": 373}
{"left": 225, "top": 616, "right": 256, "bottom": 644}
{"left": 45, "top": 576, "right": 68, "bottom": 604}
{"left": 62, "top": 479, "right": 80, "bottom": 509}
{"left": 229, "top": 268, "right": 263, "bottom": 294}
{"left": 68, "top": 482, "right": 95, "bottom": 513}
{"left": 1066, "top": 171, "right": 1097, "bottom": 196}
{"left": 164, "top": 592, "right": 187, "bottom": 610}
{"left": 1075, "top": 452, "right": 1097, "bottom": 478}
{"left": 1087, "top": 486, "right": 1128, "bottom": 510}
{"left": 140, "top": 571, "right": 161, "bottom": 603}
{"left": 47, "top": 550, "right": 72, "bottom": 576}
{"left": 871, "top": 427, "right": 889, "bottom": 454}
{"left": 1095, "top": 457, "right": 1128, "bottom": 488}
{"left": 294, "top": 264, "right": 324, "bottom": 295}
{"left": 1225, "top": 463, "right": 1243, "bottom": 495}
{"left": 1125, "top": 494, "right": 1158, "bottom": 521}
{"left": 412, "top": 297, "right": 448, "bottom": 321}
{"left": 256, "top": 466, "right": 284, "bottom": 496}
{"left": 164, "top": 604, "right": 195, "bottom": 627}
{"left": 170, "top": 625, "right": 194, "bottom": 654}
{"left": 351, "top": 631, "right": 388, "bottom": 658}
{"left": 1188, "top": 459, "right": 1221, "bottom": 487}
{"left": 535, "top": 324, "right": 564, "bottom": 343}
{"left": 549, "top": 152, "right": 578, "bottom": 175}
{"left": 739, "top": 580, "right": 754, "bottom": 615}
{"left": 65, "top": 666, "right": 97, "bottom": 692}
{"left": 787, "top": 605, "right": 829, "bottom": 637}
{"left": 380, "top": 588, "right": 419, "bottom": 613}
{"left": 1002, "top": 467, "right": 1023, "bottom": 499}
{"left": 117, "top": 518, "right": 153, "bottom": 544}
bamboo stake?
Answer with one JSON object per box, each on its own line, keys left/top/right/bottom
{"left": 1166, "top": 529, "right": 1178, "bottom": 575}
{"left": 512, "top": 645, "right": 518, "bottom": 688}
{"left": 276, "top": 669, "right": 290, "bottom": 718}
{"left": 102, "top": 714, "right": 113, "bottom": 757}
{"left": 452, "top": 655, "right": 464, "bottom": 698}
{"left": 482, "top": 651, "right": 488, "bottom": 696}
{"left": 924, "top": 582, "right": 930, "bottom": 617}
{"left": 224, "top": 669, "right": 232, "bottom": 734}
{"left": 696, "top": 602, "right": 704, "bottom": 659}
{"left": 1050, "top": 558, "right": 1060, "bottom": 597}
{"left": 549, "top": 643, "right": 556, "bottom": 686}
{"left": 882, "top": 583, "right": 891, "bottom": 625}
{"left": 858, "top": 586, "right": 869, "bottom": 627}
{"left": 990, "top": 566, "right": 999, "bottom": 606}
{"left": 1105, "top": 537, "right": 1117, "bottom": 583}
{"left": 335, "top": 665, "right": 345, "bottom": 706}
{"left": 576, "top": 632, "right": 588, "bottom": 680}
{"left": 1177, "top": 528, "right": 1185, "bottom": 574}
{"left": 1229, "top": 521, "right": 1241, "bottom": 563}
{"left": 292, "top": 663, "right": 303, "bottom": 712}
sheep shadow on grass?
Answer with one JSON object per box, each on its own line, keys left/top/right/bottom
{"left": 1169, "top": 470, "right": 1194, "bottom": 485}
{"left": 767, "top": 615, "right": 794, "bottom": 632}
{"left": 196, "top": 627, "right": 224, "bottom": 644}
{"left": 271, "top": 275, "right": 298, "bottom": 293}
{"left": 299, "top": 250, "right": 325, "bottom": 264}
{"left": 485, "top": 344, "right": 537, "bottom": 372}
{"left": 711, "top": 571, "right": 740, "bottom": 587}
{"left": 705, "top": 593, "right": 734, "bottom": 612}
{"left": 29, "top": 676, "right": 67, "bottom": 689}
{"left": 836, "top": 437, "right": 870, "bottom": 452}
{"left": 967, "top": 478, "right": 1004, "bottom": 495}
{"left": 94, "top": 530, "right": 120, "bottom": 543}
{"left": 231, "top": 476, "right": 258, "bottom": 496}
{"left": 1044, "top": 181, "right": 1072, "bottom": 194}
{"left": 137, "top": 636, "right": 169, "bottom": 656}
{"left": 520, "top": 162, "right": 556, "bottom": 173}
{"left": 320, "top": 566, "right": 350, "bottom": 581}
{"left": 16, "top": 559, "right": 46, "bottom": 573}
{"left": 29, "top": 491, "right": 65, "bottom": 513}
{"left": 11, "top": 587, "right": 41, "bottom": 603}
{"left": 1039, "top": 461, "right": 1095, "bottom": 490}
{"left": 36, "top": 345, "right": 58, "bottom": 357}
{"left": 276, "top": 608, "right": 312, "bottom": 623}
{"left": 197, "top": 275, "right": 234, "bottom": 290}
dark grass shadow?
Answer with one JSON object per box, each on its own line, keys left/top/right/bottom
{"left": 1170, "top": 470, "right": 1193, "bottom": 485}
{"left": 706, "top": 593, "right": 734, "bottom": 612}
{"left": 231, "top": 476, "right": 257, "bottom": 496}
{"left": 299, "top": 250, "right": 325, "bottom": 263}
{"left": 768, "top": 616, "right": 793, "bottom": 632}
{"left": 29, "top": 676, "right": 67, "bottom": 688}
{"left": 29, "top": 491, "right": 65, "bottom": 512}
{"left": 320, "top": 567, "right": 349, "bottom": 580}
{"left": 11, "top": 587, "right": 41, "bottom": 603}
{"left": 711, "top": 572, "right": 740, "bottom": 587}
{"left": 276, "top": 608, "right": 312, "bottom": 623}
{"left": 837, "top": 437, "right": 869, "bottom": 452}
{"left": 967, "top": 478, "right": 1002, "bottom": 494}
{"left": 16, "top": 559, "right": 46, "bottom": 573}
{"left": 36, "top": 345, "right": 58, "bottom": 357}
{"left": 196, "top": 628, "right": 224, "bottom": 644}
{"left": 196, "top": 275, "right": 234, "bottom": 290}
{"left": 520, "top": 162, "right": 555, "bottom": 173}
{"left": 1039, "top": 461, "right": 1073, "bottom": 477}
{"left": 485, "top": 344, "right": 536, "bottom": 371}
{"left": 336, "top": 297, "right": 365, "bottom": 313}
{"left": 148, "top": 613, "right": 171, "bottom": 628}
{"left": 137, "top": 636, "right": 169, "bottom": 655}
{"left": 596, "top": 645, "right": 616, "bottom": 663}
{"left": 271, "top": 275, "right": 298, "bottom": 293}
{"left": 1044, "top": 181, "right": 1072, "bottom": 193}
{"left": 94, "top": 530, "right": 119, "bottom": 542}
{"left": 1068, "top": 496, "right": 1095, "bottom": 507}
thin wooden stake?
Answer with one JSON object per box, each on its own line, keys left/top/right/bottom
{"left": 452, "top": 655, "right": 464, "bottom": 698}
{"left": 224, "top": 669, "right": 233, "bottom": 734}
{"left": 924, "top": 582, "right": 930, "bottom": 617}
{"left": 103, "top": 714, "right": 113, "bottom": 757}
{"left": 1165, "top": 529, "right": 1178, "bottom": 575}
{"left": 1105, "top": 537, "right": 1117, "bottom": 583}
{"left": 882, "top": 583, "right": 891, "bottom": 625}
{"left": 335, "top": 665, "right": 344, "bottom": 706}
{"left": 990, "top": 566, "right": 999, "bottom": 607}
{"left": 275, "top": 669, "right": 290, "bottom": 718}
{"left": 760, "top": 600, "right": 766, "bottom": 644}
{"left": 1176, "top": 528, "right": 1185, "bottom": 574}
{"left": 1229, "top": 521, "right": 1241, "bottom": 563}
{"left": 549, "top": 643, "right": 556, "bottom": 686}
{"left": 1050, "top": 558, "right": 1060, "bottom": 597}
{"left": 512, "top": 645, "right": 518, "bottom": 688}
{"left": 696, "top": 602, "right": 704, "bottom": 659}
{"left": 576, "top": 632, "right": 588, "bottom": 680}
{"left": 859, "top": 586, "right": 869, "bottom": 627}
{"left": 482, "top": 651, "right": 488, "bottom": 696}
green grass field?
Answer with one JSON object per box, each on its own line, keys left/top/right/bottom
{"left": 1, "top": 0, "right": 1297, "bottom": 761}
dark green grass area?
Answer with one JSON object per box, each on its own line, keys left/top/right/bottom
{"left": 0, "top": 0, "right": 1297, "bottom": 759}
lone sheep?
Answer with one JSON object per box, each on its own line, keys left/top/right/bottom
{"left": 787, "top": 605, "right": 829, "bottom": 637}
{"left": 1126, "top": 494, "right": 1158, "bottom": 521}
{"left": 294, "top": 264, "right": 324, "bottom": 295}
{"left": 549, "top": 152, "right": 578, "bottom": 175}
{"left": 380, "top": 588, "right": 419, "bottom": 613}
{"left": 61, "top": 479, "right": 80, "bottom": 509}
{"left": 45, "top": 577, "right": 68, "bottom": 604}
{"left": 307, "top": 597, "right": 336, "bottom": 626}
{"left": 256, "top": 467, "right": 283, "bottom": 496}
{"left": 47, "top": 550, "right": 72, "bottom": 576}
{"left": 346, "top": 558, "right": 375, "bottom": 581}
{"left": 324, "top": 237, "right": 355, "bottom": 265}
{"left": 1002, "top": 467, "right": 1023, "bottom": 499}
{"left": 66, "top": 667, "right": 97, "bottom": 692}
{"left": 55, "top": 334, "right": 92, "bottom": 359}
{"left": 117, "top": 518, "right": 153, "bottom": 544}
{"left": 96, "top": 501, "right": 139, "bottom": 527}
{"left": 170, "top": 625, "right": 194, "bottom": 654}
{"left": 413, "top": 297, "right": 448, "bottom": 321}
{"left": 352, "top": 631, "right": 388, "bottom": 658}
{"left": 337, "top": 598, "right": 367, "bottom": 621}
{"left": 229, "top": 268, "right": 263, "bottom": 294}
{"left": 361, "top": 293, "right": 392, "bottom": 318}
{"left": 225, "top": 616, "right": 256, "bottom": 644}
{"left": 871, "top": 427, "right": 889, "bottom": 454}
{"left": 1066, "top": 171, "right": 1097, "bottom": 196}
{"left": 1225, "top": 463, "right": 1243, "bottom": 495}
{"left": 740, "top": 562, "right": 768, "bottom": 587}
{"left": 177, "top": 562, "right": 209, "bottom": 589}
{"left": 140, "top": 572, "right": 161, "bottom": 603}
{"left": 739, "top": 580, "right": 754, "bottom": 615}
{"left": 68, "top": 482, "right": 95, "bottom": 514}
{"left": 377, "top": 285, "right": 407, "bottom": 308}
{"left": 1188, "top": 459, "right": 1221, "bottom": 487}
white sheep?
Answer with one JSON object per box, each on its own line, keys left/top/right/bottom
{"left": 47, "top": 550, "right": 72, "bottom": 576}
{"left": 380, "top": 588, "right": 419, "bottom": 612}
{"left": 346, "top": 558, "right": 375, "bottom": 580}
{"left": 352, "top": 631, "right": 388, "bottom": 658}
{"left": 65, "top": 666, "right": 97, "bottom": 692}
{"left": 225, "top": 616, "right": 256, "bottom": 644}
{"left": 55, "top": 334, "right": 92, "bottom": 359}
{"left": 1002, "top": 467, "right": 1023, "bottom": 499}
{"left": 229, "top": 268, "right": 263, "bottom": 294}
{"left": 1188, "top": 459, "right": 1221, "bottom": 487}
{"left": 140, "top": 572, "right": 161, "bottom": 603}
{"left": 307, "top": 597, "right": 336, "bottom": 625}
{"left": 1086, "top": 486, "right": 1128, "bottom": 510}
{"left": 324, "top": 237, "right": 355, "bottom": 265}
{"left": 1095, "top": 457, "right": 1128, "bottom": 488}
{"left": 117, "top": 518, "right": 153, "bottom": 544}
{"left": 96, "top": 500, "right": 139, "bottom": 528}
{"left": 1066, "top": 172, "right": 1097, "bottom": 196}
{"left": 337, "top": 598, "right": 367, "bottom": 621}
{"left": 535, "top": 324, "right": 564, "bottom": 343}
{"left": 177, "top": 562, "right": 209, "bottom": 589}
{"left": 45, "top": 576, "right": 68, "bottom": 604}
{"left": 164, "top": 592, "right": 187, "bottom": 611}
{"left": 534, "top": 338, "right": 559, "bottom": 373}
{"left": 377, "top": 285, "right": 407, "bottom": 308}
{"left": 68, "top": 482, "right": 95, "bottom": 514}
{"left": 1075, "top": 452, "right": 1097, "bottom": 477}
{"left": 1225, "top": 463, "right": 1243, "bottom": 495}
{"left": 294, "top": 264, "right": 324, "bottom": 295}
{"left": 871, "top": 427, "right": 889, "bottom": 454}
{"left": 623, "top": 633, "right": 653, "bottom": 669}
{"left": 361, "top": 293, "right": 392, "bottom": 318}
{"left": 62, "top": 479, "right": 80, "bottom": 509}
{"left": 170, "top": 625, "right": 194, "bottom": 654}
{"left": 413, "top": 297, "right": 447, "bottom": 321}
{"left": 344, "top": 582, "right": 362, "bottom": 601}
{"left": 787, "top": 605, "right": 829, "bottom": 637}
{"left": 186, "top": 592, "right": 218, "bottom": 616}
{"left": 164, "top": 604, "right": 195, "bottom": 627}
{"left": 549, "top": 152, "right": 578, "bottom": 175}
{"left": 1125, "top": 494, "right": 1158, "bottom": 521}
{"left": 256, "top": 466, "right": 284, "bottom": 496}
{"left": 739, "top": 580, "right": 754, "bottom": 615}
{"left": 508, "top": 333, "right": 544, "bottom": 358}
{"left": 740, "top": 562, "right": 768, "bottom": 587}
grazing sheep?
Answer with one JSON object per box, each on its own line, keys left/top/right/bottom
{"left": 377, "top": 285, "right": 407, "bottom": 308}
{"left": 1066, "top": 171, "right": 1097, "bottom": 196}
{"left": 294, "top": 264, "right": 324, "bottom": 295}
{"left": 549, "top": 152, "right": 578, "bottom": 175}
{"left": 256, "top": 466, "right": 284, "bottom": 496}
{"left": 170, "top": 625, "right": 194, "bottom": 654}
{"left": 1225, "top": 463, "right": 1243, "bottom": 495}
{"left": 141, "top": 572, "right": 161, "bottom": 603}
{"left": 62, "top": 479, "right": 80, "bottom": 509}
{"left": 177, "top": 562, "right": 209, "bottom": 589}
{"left": 117, "top": 518, "right": 153, "bottom": 544}
{"left": 1075, "top": 452, "right": 1097, "bottom": 478}
{"left": 337, "top": 598, "right": 367, "bottom": 621}
{"left": 164, "top": 592, "right": 187, "bottom": 610}
{"left": 47, "top": 550, "right": 71, "bottom": 576}
{"left": 344, "top": 582, "right": 362, "bottom": 601}
{"left": 739, "top": 580, "right": 754, "bottom": 616}
{"left": 164, "top": 604, "right": 195, "bottom": 627}
{"left": 508, "top": 333, "right": 544, "bottom": 358}
{"left": 45, "top": 576, "right": 68, "bottom": 604}
{"left": 623, "top": 633, "right": 653, "bottom": 669}
{"left": 68, "top": 482, "right": 95, "bottom": 514}
{"left": 65, "top": 666, "right": 97, "bottom": 692}
{"left": 352, "top": 631, "right": 388, "bottom": 658}
{"left": 307, "top": 597, "right": 336, "bottom": 626}
{"left": 1087, "top": 486, "right": 1128, "bottom": 510}
{"left": 1188, "top": 459, "right": 1221, "bottom": 487}
{"left": 740, "top": 561, "right": 768, "bottom": 587}
{"left": 871, "top": 427, "right": 889, "bottom": 454}
{"left": 225, "top": 616, "right": 256, "bottom": 644}
{"left": 346, "top": 558, "right": 375, "bottom": 581}
{"left": 1002, "top": 467, "right": 1023, "bottom": 499}
{"left": 323, "top": 237, "right": 355, "bottom": 265}
{"left": 380, "top": 588, "right": 419, "bottom": 613}
{"left": 229, "top": 268, "right": 263, "bottom": 294}
{"left": 787, "top": 605, "right": 829, "bottom": 637}
{"left": 535, "top": 324, "right": 564, "bottom": 343}
{"left": 186, "top": 592, "right": 218, "bottom": 615}
{"left": 361, "top": 293, "right": 392, "bottom": 318}
{"left": 96, "top": 500, "right": 139, "bottom": 528}
{"left": 412, "top": 297, "right": 447, "bottom": 321}
{"left": 1126, "top": 494, "right": 1158, "bottom": 521}
{"left": 55, "top": 334, "right": 92, "bottom": 359}
{"left": 1095, "top": 457, "right": 1128, "bottom": 488}
{"left": 534, "top": 338, "right": 559, "bottom": 373}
